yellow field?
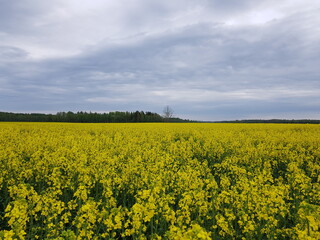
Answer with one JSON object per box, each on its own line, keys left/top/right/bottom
{"left": 0, "top": 122, "right": 319, "bottom": 239}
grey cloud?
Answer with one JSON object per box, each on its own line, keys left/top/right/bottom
{"left": 206, "top": 0, "right": 258, "bottom": 12}
{"left": 0, "top": 0, "right": 63, "bottom": 33}
{"left": 1, "top": 0, "right": 319, "bottom": 120}
{"left": 0, "top": 45, "right": 29, "bottom": 60}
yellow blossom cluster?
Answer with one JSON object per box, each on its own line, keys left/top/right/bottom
{"left": 0, "top": 122, "right": 319, "bottom": 239}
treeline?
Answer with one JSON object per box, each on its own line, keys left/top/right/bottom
{"left": 0, "top": 111, "right": 193, "bottom": 123}
{"left": 215, "top": 119, "right": 320, "bottom": 124}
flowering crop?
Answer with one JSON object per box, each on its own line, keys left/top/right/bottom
{"left": 0, "top": 122, "right": 319, "bottom": 239}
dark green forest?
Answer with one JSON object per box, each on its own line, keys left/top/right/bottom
{"left": 0, "top": 111, "right": 193, "bottom": 123}
{"left": 0, "top": 111, "right": 318, "bottom": 123}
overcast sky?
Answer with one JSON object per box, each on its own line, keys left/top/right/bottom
{"left": 1, "top": 0, "right": 319, "bottom": 121}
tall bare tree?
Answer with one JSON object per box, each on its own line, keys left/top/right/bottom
{"left": 163, "top": 105, "right": 173, "bottom": 121}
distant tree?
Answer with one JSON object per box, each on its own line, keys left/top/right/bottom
{"left": 132, "top": 111, "right": 141, "bottom": 122}
{"left": 163, "top": 105, "right": 173, "bottom": 122}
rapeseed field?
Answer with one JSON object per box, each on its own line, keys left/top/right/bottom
{"left": 0, "top": 122, "right": 319, "bottom": 239}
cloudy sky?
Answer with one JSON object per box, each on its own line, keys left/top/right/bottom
{"left": 1, "top": 0, "right": 319, "bottom": 121}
